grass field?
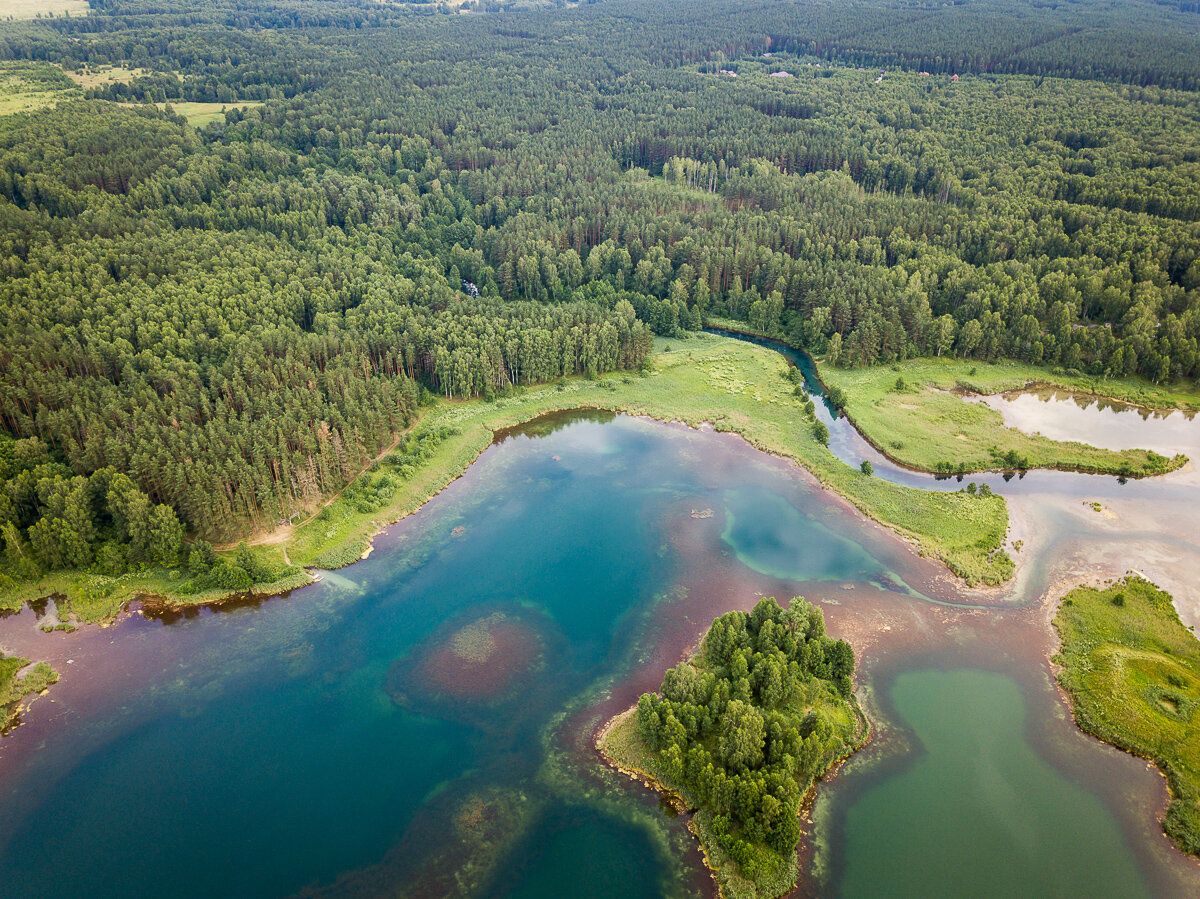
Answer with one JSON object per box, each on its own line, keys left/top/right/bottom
{"left": 0, "top": 0, "right": 88, "bottom": 19}
{"left": 1054, "top": 576, "right": 1200, "bottom": 855}
{"left": 62, "top": 65, "right": 145, "bottom": 89}
{"left": 160, "top": 101, "right": 262, "bottom": 127}
{"left": 820, "top": 359, "right": 1187, "bottom": 477}
{"left": 1, "top": 654, "right": 58, "bottom": 732}
{"left": 0, "top": 62, "right": 79, "bottom": 116}
{"left": 6, "top": 335, "right": 1017, "bottom": 624}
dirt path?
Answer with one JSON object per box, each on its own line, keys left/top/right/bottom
{"left": 214, "top": 413, "right": 428, "bottom": 558}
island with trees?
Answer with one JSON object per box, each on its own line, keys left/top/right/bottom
{"left": 599, "top": 596, "right": 866, "bottom": 898}
{"left": 1054, "top": 576, "right": 1200, "bottom": 856}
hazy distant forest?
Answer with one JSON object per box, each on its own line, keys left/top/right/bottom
{"left": 0, "top": 0, "right": 1198, "bottom": 583}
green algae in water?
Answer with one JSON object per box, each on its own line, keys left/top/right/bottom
{"left": 835, "top": 669, "right": 1150, "bottom": 899}
{"left": 721, "top": 488, "right": 883, "bottom": 584}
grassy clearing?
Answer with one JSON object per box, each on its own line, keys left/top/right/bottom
{"left": 62, "top": 65, "right": 145, "bottom": 89}
{"left": 1054, "top": 576, "right": 1200, "bottom": 856}
{"left": 0, "top": 0, "right": 89, "bottom": 19}
{"left": 820, "top": 358, "right": 1187, "bottom": 477}
{"left": 159, "top": 101, "right": 262, "bottom": 127}
{"left": 1, "top": 654, "right": 58, "bottom": 732}
{"left": 288, "top": 335, "right": 1014, "bottom": 586}
{"left": 0, "top": 62, "right": 79, "bottom": 116}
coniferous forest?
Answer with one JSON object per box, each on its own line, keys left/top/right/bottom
{"left": 1, "top": 0, "right": 1198, "bottom": 583}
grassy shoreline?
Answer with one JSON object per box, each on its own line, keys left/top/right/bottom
{"left": 1053, "top": 576, "right": 1200, "bottom": 856}
{"left": 285, "top": 334, "right": 1016, "bottom": 584}
{"left": 6, "top": 335, "right": 1018, "bottom": 624}
{"left": 1, "top": 654, "right": 59, "bottom": 733}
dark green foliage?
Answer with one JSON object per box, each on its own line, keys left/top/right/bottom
{"left": 636, "top": 597, "right": 857, "bottom": 872}
{"left": 812, "top": 421, "right": 830, "bottom": 447}
{"left": 0, "top": 436, "right": 184, "bottom": 578}
{"left": 1, "top": 0, "right": 1198, "bottom": 576}
{"left": 860, "top": 460, "right": 873, "bottom": 476}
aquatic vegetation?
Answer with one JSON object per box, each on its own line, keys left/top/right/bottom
{"left": 386, "top": 607, "right": 553, "bottom": 724}
{"left": 601, "top": 597, "right": 866, "bottom": 899}
{"left": 0, "top": 655, "right": 58, "bottom": 733}
{"left": 1054, "top": 576, "right": 1200, "bottom": 855}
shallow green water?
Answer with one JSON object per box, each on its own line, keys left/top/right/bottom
{"left": 834, "top": 669, "right": 1151, "bottom": 898}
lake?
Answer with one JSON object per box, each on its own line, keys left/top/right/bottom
{"left": 1, "top": 403, "right": 1198, "bottom": 897}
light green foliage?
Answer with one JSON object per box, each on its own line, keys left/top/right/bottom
{"left": 1054, "top": 577, "right": 1200, "bottom": 856}
{"left": 1, "top": 654, "right": 59, "bottom": 732}
{"left": 821, "top": 358, "right": 1190, "bottom": 476}
{"left": 609, "top": 597, "right": 865, "bottom": 898}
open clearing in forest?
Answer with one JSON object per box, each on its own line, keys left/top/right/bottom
{"left": 62, "top": 65, "right": 145, "bottom": 88}
{"left": 0, "top": 0, "right": 89, "bottom": 19}
{"left": 159, "top": 101, "right": 263, "bottom": 127}
{"left": 0, "top": 62, "right": 78, "bottom": 115}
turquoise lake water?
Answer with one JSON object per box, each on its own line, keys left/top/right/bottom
{"left": 0, "top": 411, "right": 1184, "bottom": 897}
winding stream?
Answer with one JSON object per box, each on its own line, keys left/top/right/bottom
{"left": 1, "top": 340, "right": 1199, "bottom": 897}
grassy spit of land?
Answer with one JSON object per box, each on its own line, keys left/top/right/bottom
{"left": 3, "top": 334, "right": 1015, "bottom": 625}
{"left": 1, "top": 653, "right": 58, "bottom": 733}
{"left": 820, "top": 358, "right": 1189, "bottom": 477}
{"left": 1053, "top": 576, "right": 1200, "bottom": 856}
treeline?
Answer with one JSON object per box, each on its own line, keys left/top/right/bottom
{"left": 7, "top": 0, "right": 1200, "bottom": 92}
{"left": 636, "top": 597, "right": 857, "bottom": 881}
{"left": 0, "top": 101, "right": 649, "bottom": 544}
{"left": 0, "top": 436, "right": 184, "bottom": 593}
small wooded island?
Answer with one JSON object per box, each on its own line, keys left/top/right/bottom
{"left": 1055, "top": 576, "right": 1200, "bottom": 856}
{"left": 600, "top": 596, "right": 866, "bottom": 899}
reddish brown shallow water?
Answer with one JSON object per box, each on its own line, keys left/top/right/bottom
{"left": 1, "top": 410, "right": 1199, "bottom": 898}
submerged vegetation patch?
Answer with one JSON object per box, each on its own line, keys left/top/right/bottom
{"left": 1054, "top": 576, "right": 1200, "bottom": 856}
{"left": 385, "top": 606, "right": 556, "bottom": 726}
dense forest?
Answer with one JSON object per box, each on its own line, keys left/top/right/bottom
{"left": 0, "top": 0, "right": 1198, "bottom": 581}
{"left": 635, "top": 596, "right": 859, "bottom": 886}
